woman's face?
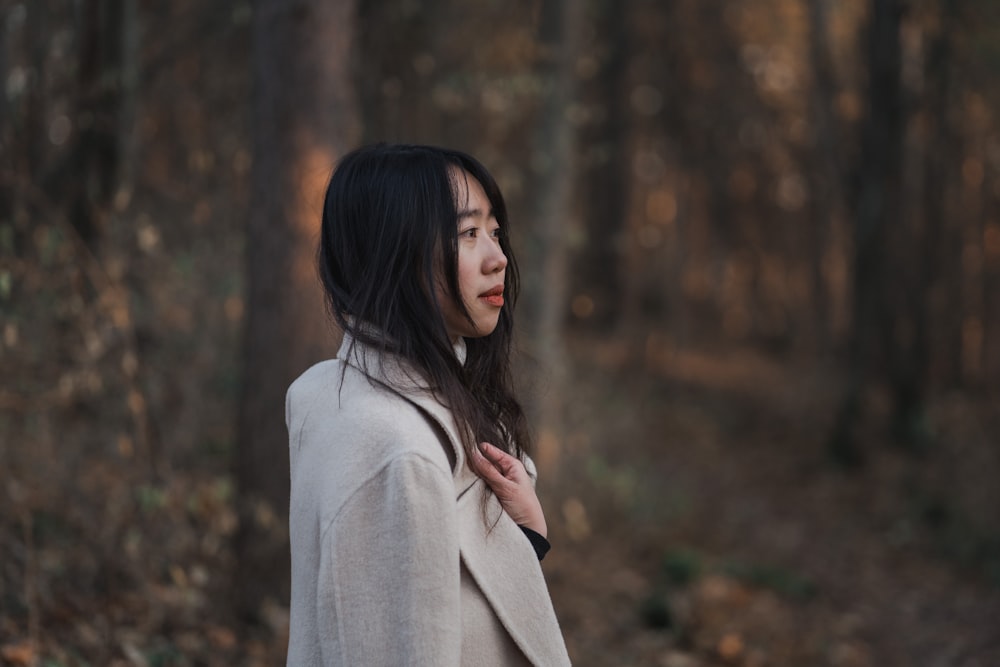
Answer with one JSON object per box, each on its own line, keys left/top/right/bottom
{"left": 438, "top": 170, "right": 508, "bottom": 341}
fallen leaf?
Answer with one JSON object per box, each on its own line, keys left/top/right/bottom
{"left": 1, "top": 640, "right": 36, "bottom": 666}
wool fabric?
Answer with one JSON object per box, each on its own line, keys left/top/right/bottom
{"left": 286, "top": 333, "right": 571, "bottom": 666}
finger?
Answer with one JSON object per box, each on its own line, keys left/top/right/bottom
{"left": 470, "top": 447, "right": 511, "bottom": 487}
{"left": 477, "top": 441, "right": 504, "bottom": 463}
{"left": 477, "top": 465, "right": 515, "bottom": 498}
{"left": 478, "top": 442, "right": 523, "bottom": 477}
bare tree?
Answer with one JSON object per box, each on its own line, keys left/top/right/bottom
{"left": 235, "top": 0, "right": 360, "bottom": 621}
{"left": 829, "top": 0, "right": 905, "bottom": 467}
{"left": 525, "top": 0, "right": 584, "bottom": 472}
{"left": 888, "top": 0, "right": 959, "bottom": 447}
{"left": 575, "top": 0, "right": 630, "bottom": 332}
{"left": 805, "top": 0, "right": 848, "bottom": 352}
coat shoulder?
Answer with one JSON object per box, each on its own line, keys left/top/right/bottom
{"left": 287, "top": 358, "right": 453, "bottom": 475}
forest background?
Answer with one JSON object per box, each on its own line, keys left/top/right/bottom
{"left": 2, "top": 0, "right": 999, "bottom": 665}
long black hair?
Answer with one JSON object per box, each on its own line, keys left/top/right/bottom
{"left": 318, "top": 143, "right": 531, "bottom": 463}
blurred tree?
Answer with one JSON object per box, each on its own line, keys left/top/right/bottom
{"left": 829, "top": 0, "right": 904, "bottom": 466}
{"left": 63, "top": 0, "right": 132, "bottom": 248}
{"left": 527, "top": 0, "right": 584, "bottom": 471}
{"left": 235, "top": 0, "right": 360, "bottom": 622}
{"left": 356, "top": 0, "right": 439, "bottom": 142}
{"left": 574, "top": 0, "right": 631, "bottom": 331}
{"left": 21, "top": 2, "right": 47, "bottom": 185}
{"left": 889, "top": 0, "right": 959, "bottom": 447}
{"left": 805, "top": 0, "right": 846, "bottom": 353}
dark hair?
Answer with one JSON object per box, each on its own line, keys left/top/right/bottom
{"left": 318, "top": 143, "right": 531, "bottom": 463}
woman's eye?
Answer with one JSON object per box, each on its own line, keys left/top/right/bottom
{"left": 491, "top": 228, "right": 503, "bottom": 239}
{"left": 460, "top": 228, "right": 477, "bottom": 239}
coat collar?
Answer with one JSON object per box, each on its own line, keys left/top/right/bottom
{"left": 337, "top": 330, "right": 474, "bottom": 481}
{"left": 336, "top": 333, "right": 571, "bottom": 666}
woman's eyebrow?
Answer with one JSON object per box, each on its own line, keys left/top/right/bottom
{"left": 457, "top": 207, "right": 496, "bottom": 220}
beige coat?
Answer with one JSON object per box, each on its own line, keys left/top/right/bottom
{"left": 286, "top": 334, "right": 571, "bottom": 666}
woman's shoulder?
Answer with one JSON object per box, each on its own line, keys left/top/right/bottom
{"left": 287, "top": 358, "right": 344, "bottom": 396}
{"left": 287, "top": 358, "right": 452, "bottom": 468}
{"left": 288, "top": 358, "right": 417, "bottom": 419}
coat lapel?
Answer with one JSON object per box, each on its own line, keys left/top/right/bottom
{"left": 339, "top": 335, "right": 571, "bottom": 666}
{"left": 400, "top": 388, "right": 572, "bottom": 667}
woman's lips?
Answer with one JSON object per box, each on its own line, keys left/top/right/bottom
{"left": 480, "top": 287, "right": 504, "bottom": 308}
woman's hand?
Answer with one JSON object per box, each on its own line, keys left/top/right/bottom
{"left": 470, "top": 442, "right": 547, "bottom": 538}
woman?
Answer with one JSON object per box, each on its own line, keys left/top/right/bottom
{"left": 285, "top": 144, "right": 571, "bottom": 666}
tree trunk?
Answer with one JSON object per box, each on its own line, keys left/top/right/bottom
{"left": 235, "top": 0, "right": 360, "bottom": 622}
{"left": 67, "top": 0, "right": 129, "bottom": 249}
{"left": 829, "top": 0, "right": 904, "bottom": 467}
{"left": 984, "top": 182, "right": 1000, "bottom": 387}
{"left": 577, "top": 0, "right": 629, "bottom": 331}
{"left": 116, "top": 0, "right": 140, "bottom": 202}
{"left": 805, "top": 0, "right": 846, "bottom": 355}
{"left": 526, "top": 0, "right": 584, "bottom": 473}
{"left": 890, "top": 0, "right": 957, "bottom": 448}
{"left": 23, "top": 0, "right": 48, "bottom": 182}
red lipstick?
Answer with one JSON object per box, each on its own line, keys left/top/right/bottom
{"left": 480, "top": 286, "right": 504, "bottom": 308}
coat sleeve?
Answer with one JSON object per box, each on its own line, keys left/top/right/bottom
{"left": 316, "top": 452, "right": 462, "bottom": 666}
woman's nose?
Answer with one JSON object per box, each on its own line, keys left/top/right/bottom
{"left": 485, "top": 243, "right": 507, "bottom": 274}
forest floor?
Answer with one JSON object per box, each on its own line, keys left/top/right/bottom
{"left": 546, "top": 333, "right": 1000, "bottom": 667}
{"left": 2, "top": 332, "right": 998, "bottom": 666}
